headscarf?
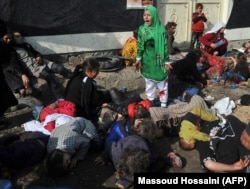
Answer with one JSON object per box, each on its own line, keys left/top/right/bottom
{"left": 206, "top": 22, "right": 226, "bottom": 34}
{"left": 143, "top": 5, "right": 167, "bottom": 66}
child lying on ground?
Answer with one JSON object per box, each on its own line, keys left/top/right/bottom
{"left": 94, "top": 118, "right": 184, "bottom": 189}
{"left": 179, "top": 106, "right": 219, "bottom": 150}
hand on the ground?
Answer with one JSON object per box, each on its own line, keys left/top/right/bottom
{"left": 94, "top": 156, "right": 106, "bottom": 165}
{"left": 233, "top": 159, "right": 249, "bottom": 171}
{"left": 167, "top": 152, "right": 183, "bottom": 168}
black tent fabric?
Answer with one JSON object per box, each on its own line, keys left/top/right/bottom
{"left": 226, "top": 0, "right": 250, "bottom": 29}
{"left": 0, "top": 0, "right": 145, "bottom": 36}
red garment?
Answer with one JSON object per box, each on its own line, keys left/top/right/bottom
{"left": 201, "top": 50, "right": 225, "bottom": 78}
{"left": 199, "top": 32, "right": 228, "bottom": 56}
{"left": 191, "top": 13, "right": 205, "bottom": 32}
{"left": 39, "top": 100, "right": 76, "bottom": 131}
{"left": 127, "top": 100, "right": 152, "bottom": 119}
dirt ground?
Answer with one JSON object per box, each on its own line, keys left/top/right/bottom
{"left": 1, "top": 65, "right": 250, "bottom": 189}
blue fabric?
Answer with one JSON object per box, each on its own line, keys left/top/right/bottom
{"left": 0, "top": 179, "right": 12, "bottom": 189}
{"left": 185, "top": 86, "right": 199, "bottom": 96}
{"left": 221, "top": 70, "right": 245, "bottom": 81}
{"left": 104, "top": 121, "right": 127, "bottom": 146}
{"left": 32, "top": 105, "right": 44, "bottom": 120}
{"left": 215, "top": 39, "right": 224, "bottom": 47}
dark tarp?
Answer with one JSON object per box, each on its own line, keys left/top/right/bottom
{"left": 226, "top": 0, "right": 250, "bottom": 29}
{"left": 0, "top": 0, "right": 146, "bottom": 36}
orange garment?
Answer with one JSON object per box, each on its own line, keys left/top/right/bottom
{"left": 121, "top": 36, "right": 137, "bottom": 66}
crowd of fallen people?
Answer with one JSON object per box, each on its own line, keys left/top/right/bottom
{"left": 1, "top": 4, "right": 250, "bottom": 189}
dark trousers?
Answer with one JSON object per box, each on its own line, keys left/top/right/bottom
{"left": 40, "top": 63, "right": 73, "bottom": 99}
{"left": 190, "top": 32, "right": 203, "bottom": 49}
{"left": 0, "top": 132, "right": 48, "bottom": 167}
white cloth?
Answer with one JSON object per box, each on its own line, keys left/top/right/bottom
{"left": 206, "top": 22, "right": 226, "bottom": 34}
{"left": 212, "top": 97, "right": 235, "bottom": 116}
{"left": 23, "top": 120, "right": 51, "bottom": 135}
{"left": 145, "top": 78, "right": 168, "bottom": 103}
{"left": 23, "top": 113, "right": 73, "bottom": 135}
{"left": 42, "top": 113, "right": 73, "bottom": 128}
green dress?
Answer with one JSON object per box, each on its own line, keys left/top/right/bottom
{"left": 136, "top": 5, "right": 169, "bottom": 82}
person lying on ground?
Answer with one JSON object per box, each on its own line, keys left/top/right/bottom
{"left": 103, "top": 102, "right": 161, "bottom": 146}
{"left": 22, "top": 99, "right": 76, "bottom": 135}
{"left": 12, "top": 31, "right": 73, "bottom": 100}
{"left": 219, "top": 52, "right": 249, "bottom": 85}
{"left": 178, "top": 106, "right": 219, "bottom": 151}
{"left": 196, "top": 115, "right": 250, "bottom": 173}
{"left": 0, "top": 131, "right": 49, "bottom": 173}
{"left": 94, "top": 118, "right": 183, "bottom": 189}
{"left": 101, "top": 87, "right": 151, "bottom": 121}
{"left": 148, "top": 94, "right": 210, "bottom": 137}
{"left": 45, "top": 117, "right": 101, "bottom": 178}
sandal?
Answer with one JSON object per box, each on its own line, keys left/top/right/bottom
{"left": 167, "top": 152, "right": 183, "bottom": 168}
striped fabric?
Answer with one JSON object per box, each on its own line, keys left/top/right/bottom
{"left": 149, "top": 95, "right": 209, "bottom": 128}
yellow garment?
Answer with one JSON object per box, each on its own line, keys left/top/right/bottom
{"left": 190, "top": 106, "right": 218, "bottom": 121}
{"left": 179, "top": 120, "right": 210, "bottom": 142}
{"left": 121, "top": 36, "right": 137, "bottom": 66}
{"left": 179, "top": 106, "right": 219, "bottom": 142}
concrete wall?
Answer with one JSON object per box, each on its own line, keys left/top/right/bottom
{"left": 25, "top": 0, "right": 249, "bottom": 55}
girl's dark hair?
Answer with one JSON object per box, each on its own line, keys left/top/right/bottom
{"left": 116, "top": 147, "right": 150, "bottom": 181}
{"left": 236, "top": 52, "right": 247, "bottom": 63}
{"left": 45, "top": 149, "right": 70, "bottom": 178}
{"left": 73, "top": 57, "right": 100, "bottom": 76}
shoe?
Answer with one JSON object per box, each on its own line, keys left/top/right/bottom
{"left": 161, "top": 102, "right": 167, "bottom": 108}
